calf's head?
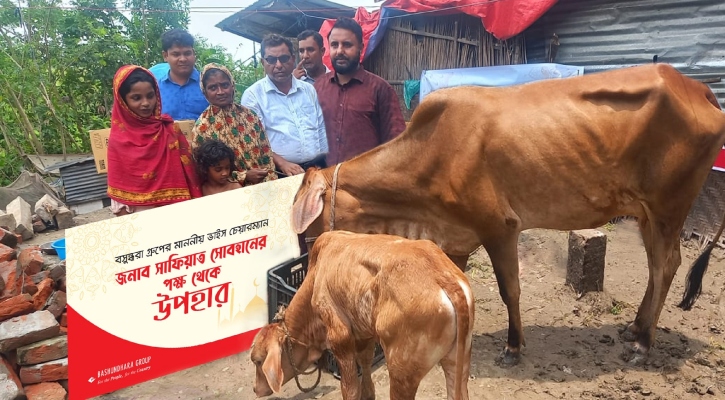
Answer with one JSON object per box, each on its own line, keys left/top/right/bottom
{"left": 250, "top": 323, "right": 324, "bottom": 397}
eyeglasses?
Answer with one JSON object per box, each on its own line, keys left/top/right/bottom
{"left": 263, "top": 55, "right": 292, "bottom": 65}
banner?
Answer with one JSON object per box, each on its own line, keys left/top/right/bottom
{"left": 66, "top": 175, "right": 304, "bottom": 399}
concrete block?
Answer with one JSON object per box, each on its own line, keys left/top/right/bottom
{"left": 566, "top": 229, "right": 607, "bottom": 294}
{"left": 6, "top": 198, "right": 33, "bottom": 240}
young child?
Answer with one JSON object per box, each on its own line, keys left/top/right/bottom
{"left": 193, "top": 139, "right": 243, "bottom": 196}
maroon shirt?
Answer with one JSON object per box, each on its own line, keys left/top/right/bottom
{"left": 314, "top": 67, "right": 406, "bottom": 165}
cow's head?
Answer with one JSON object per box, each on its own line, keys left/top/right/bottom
{"left": 250, "top": 323, "right": 323, "bottom": 397}
{"left": 292, "top": 168, "right": 327, "bottom": 236}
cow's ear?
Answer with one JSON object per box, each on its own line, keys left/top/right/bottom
{"left": 292, "top": 172, "right": 326, "bottom": 234}
{"left": 261, "top": 339, "right": 284, "bottom": 393}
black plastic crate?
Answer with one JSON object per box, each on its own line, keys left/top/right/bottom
{"left": 267, "top": 253, "right": 385, "bottom": 378}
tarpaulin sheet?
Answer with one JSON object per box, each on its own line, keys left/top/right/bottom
{"left": 419, "top": 63, "right": 583, "bottom": 102}
{"left": 320, "top": 0, "right": 558, "bottom": 70}
{"left": 382, "top": 0, "right": 558, "bottom": 40}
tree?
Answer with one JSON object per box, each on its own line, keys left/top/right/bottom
{"left": 0, "top": 0, "right": 259, "bottom": 186}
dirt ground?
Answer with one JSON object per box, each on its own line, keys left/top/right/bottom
{"left": 70, "top": 210, "right": 724, "bottom": 400}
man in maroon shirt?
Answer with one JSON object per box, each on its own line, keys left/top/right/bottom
{"left": 314, "top": 17, "right": 407, "bottom": 166}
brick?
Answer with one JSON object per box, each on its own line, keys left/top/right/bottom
{"left": 0, "top": 228, "right": 18, "bottom": 249}
{"left": 7, "top": 197, "right": 33, "bottom": 241}
{"left": 0, "top": 310, "right": 60, "bottom": 353}
{"left": 43, "top": 292, "right": 65, "bottom": 319}
{"left": 23, "top": 275, "right": 38, "bottom": 296}
{"left": 14, "top": 233, "right": 22, "bottom": 245}
{"left": 0, "top": 294, "right": 34, "bottom": 322}
{"left": 53, "top": 207, "right": 73, "bottom": 230}
{"left": 30, "top": 271, "right": 49, "bottom": 286}
{"left": 32, "top": 221, "right": 46, "bottom": 234}
{"left": 0, "top": 243, "right": 15, "bottom": 263}
{"left": 0, "top": 211, "right": 17, "bottom": 234}
{"left": 32, "top": 279, "right": 54, "bottom": 311}
{"left": 0, "top": 261, "right": 22, "bottom": 301}
{"left": 18, "top": 247, "right": 43, "bottom": 276}
{"left": 19, "top": 358, "right": 67, "bottom": 385}
{"left": 58, "top": 313, "right": 66, "bottom": 327}
{"left": 566, "top": 229, "right": 607, "bottom": 294}
{"left": 0, "top": 355, "right": 24, "bottom": 399}
{"left": 47, "top": 264, "right": 64, "bottom": 283}
{"left": 55, "top": 277, "right": 65, "bottom": 294}
{"left": 58, "top": 327, "right": 66, "bottom": 336}
{"left": 24, "top": 381, "right": 67, "bottom": 400}
{"left": 17, "top": 336, "right": 67, "bottom": 366}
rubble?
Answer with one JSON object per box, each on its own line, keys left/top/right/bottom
{"left": 0, "top": 210, "right": 17, "bottom": 233}
{"left": 7, "top": 197, "right": 33, "bottom": 241}
{"left": 24, "top": 381, "right": 67, "bottom": 400}
{"left": 19, "top": 358, "right": 68, "bottom": 385}
{"left": 0, "top": 232, "right": 68, "bottom": 397}
{"left": 53, "top": 208, "right": 74, "bottom": 230}
{"left": 0, "top": 311, "right": 60, "bottom": 353}
{"left": 34, "top": 195, "right": 60, "bottom": 226}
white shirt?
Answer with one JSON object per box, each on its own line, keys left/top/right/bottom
{"left": 241, "top": 76, "right": 328, "bottom": 165}
{"left": 299, "top": 65, "right": 331, "bottom": 84}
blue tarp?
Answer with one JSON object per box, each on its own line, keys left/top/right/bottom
{"left": 419, "top": 63, "right": 585, "bottom": 103}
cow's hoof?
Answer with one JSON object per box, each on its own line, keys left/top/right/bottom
{"left": 620, "top": 342, "right": 648, "bottom": 365}
{"left": 495, "top": 347, "right": 520, "bottom": 367}
{"left": 618, "top": 323, "right": 638, "bottom": 342}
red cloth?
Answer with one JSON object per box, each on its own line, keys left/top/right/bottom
{"left": 381, "top": 0, "right": 558, "bottom": 40}
{"left": 107, "top": 65, "right": 202, "bottom": 207}
{"left": 320, "top": 0, "right": 558, "bottom": 70}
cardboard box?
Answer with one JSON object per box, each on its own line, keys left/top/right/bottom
{"left": 89, "top": 120, "right": 196, "bottom": 174}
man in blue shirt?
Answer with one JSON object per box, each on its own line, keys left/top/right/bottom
{"left": 148, "top": 29, "right": 208, "bottom": 121}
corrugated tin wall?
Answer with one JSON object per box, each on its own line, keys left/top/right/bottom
{"left": 59, "top": 159, "right": 109, "bottom": 205}
{"left": 525, "top": 0, "right": 725, "bottom": 107}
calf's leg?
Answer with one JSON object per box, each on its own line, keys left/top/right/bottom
{"left": 356, "top": 340, "right": 376, "bottom": 400}
{"left": 440, "top": 343, "right": 470, "bottom": 400}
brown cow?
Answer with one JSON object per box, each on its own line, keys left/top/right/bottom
{"left": 250, "top": 231, "right": 474, "bottom": 400}
{"left": 291, "top": 63, "right": 725, "bottom": 365}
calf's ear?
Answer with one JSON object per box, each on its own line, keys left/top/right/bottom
{"left": 262, "top": 340, "right": 284, "bottom": 393}
{"left": 292, "top": 173, "right": 326, "bottom": 234}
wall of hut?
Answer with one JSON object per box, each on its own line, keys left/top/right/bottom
{"left": 362, "top": 13, "right": 527, "bottom": 121}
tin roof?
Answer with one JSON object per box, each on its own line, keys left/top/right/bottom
{"left": 216, "top": 0, "right": 355, "bottom": 43}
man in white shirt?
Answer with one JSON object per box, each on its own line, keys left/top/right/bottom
{"left": 241, "top": 34, "right": 328, "bottom": 177}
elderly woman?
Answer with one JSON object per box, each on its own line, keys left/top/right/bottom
{"left": 191, "top": 63, "right": 277, "bottom": 186}
{"left": 107, "top": 65, "right": 202, "bottom": 216}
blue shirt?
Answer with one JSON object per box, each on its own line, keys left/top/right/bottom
{"left": 241, "top": 76, "right": 327, "bottom": 165}
{"left": 148, "top": 63, "right": 209, "bottom": 121}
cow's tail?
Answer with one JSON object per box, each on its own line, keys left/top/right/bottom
{"left": 441, "top": 272, "right": 473, "bottom": 400}
{"left": 678, "top": 209, "right": 725, "bottom": 310}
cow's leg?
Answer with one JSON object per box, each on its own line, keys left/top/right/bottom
{"left": 356, "top": 341, "right": 376, "bottom": 400}
{"left": 623, "top": 214, "right": 683, "bottom": 363}
{"left": 448, "top": 254, "right": 471, "bottom": 272}
{"left": 483, "top": 232, "right": 524, "bottom": 366}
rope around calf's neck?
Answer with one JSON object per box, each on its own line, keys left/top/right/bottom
{"left": 280, "top": 321, "right": 321, "bottom": 393}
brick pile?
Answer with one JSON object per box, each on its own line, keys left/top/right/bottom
{"left": 0, "top": 244, "right": 68, "bottom": 399}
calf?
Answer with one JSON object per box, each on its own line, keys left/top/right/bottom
{"left": 251, "top": 231, "right": 474, "bottom": 400}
